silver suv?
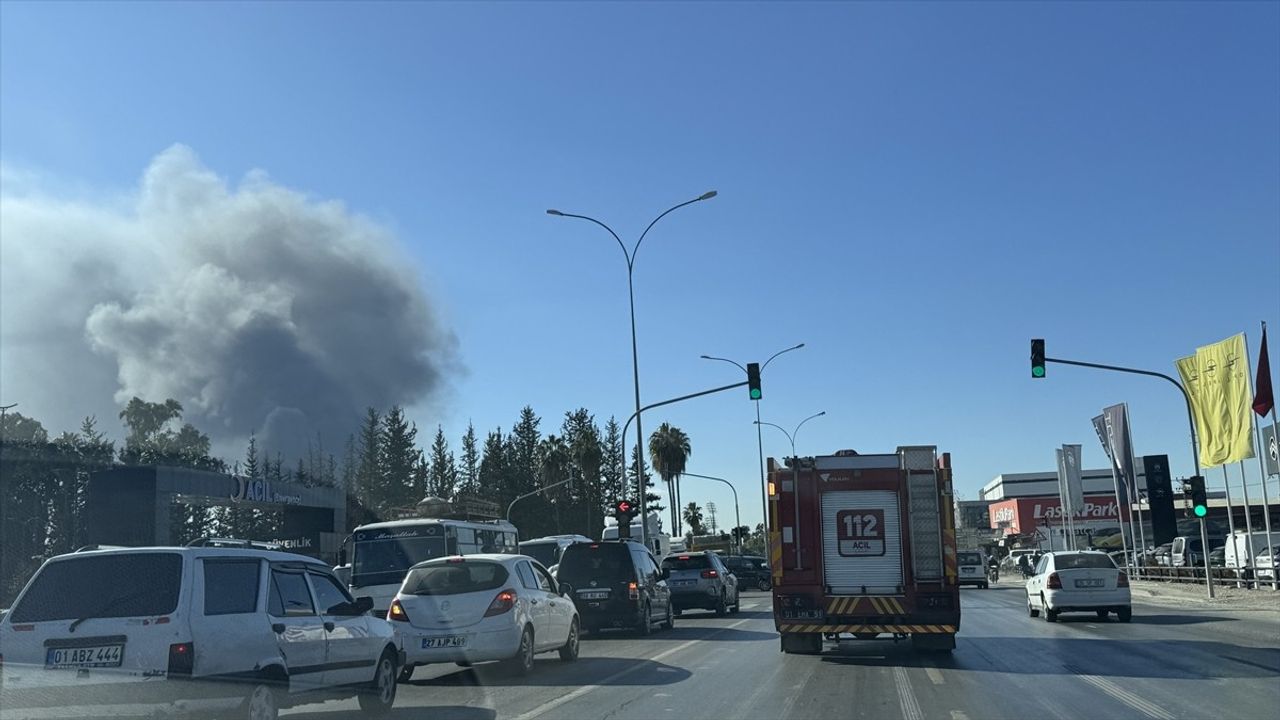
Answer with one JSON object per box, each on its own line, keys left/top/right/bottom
{"left": 661, "top": 552, "right": 739, "bottom": 616}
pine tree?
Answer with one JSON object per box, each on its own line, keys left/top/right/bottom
{"left": 412, "top": 451, "right": 430, "bottom": 502}
{"left": 509, "top": 406, "right": 541, "bottom": 496}
{"left": 628, "top": 446, "right": 664, "bottom": 517}
{"left": 478, "top": 428, "right": 507, "bottom": 499}
{"left": 356, "top": 408, "right": 382, "bottom": 514}
{"left": 427, "top": 426, "right": 457, "bottom": 499}
{"left": 600, "top": 417, "right": 624, "bottom": 508}
{"left": 380, "top": 406, "right": 419, "bottom": 510}
{"left": 459, "top": 422, "right": 480, "bottom": 496}
{"left": 243, "top": 433, "right": 261, "bottom": 479}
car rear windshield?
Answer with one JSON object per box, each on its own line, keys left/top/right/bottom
{"left": 10, "top": 553, "right": 183, "bottom": 623}
{"left": 403, "top": 561, "right": 510, "bottom": 596}
{"left": 957, "top": 552, "right": 983, "bottom": 565}
{"left": 557, "top": 544, "right": 633, "bottom": 585}
{"left": 662, "top": 555, "right": 712, "bottom": 570}
{"left": 1054, "top": 553, "right": 1117, "bottom": 570}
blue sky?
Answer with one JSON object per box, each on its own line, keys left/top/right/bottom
{"left": 2, "top": 2, "right": 1278, "bottom": 530}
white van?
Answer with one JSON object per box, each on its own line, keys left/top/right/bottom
{"left": 1223, "top": 531, "right": 1280, "bottom": 571}
{"left": 517, "top": 534, "right": 593, "bottom": 570}
{"left": 0, "top": 546, "right": 400, "bottom": 720}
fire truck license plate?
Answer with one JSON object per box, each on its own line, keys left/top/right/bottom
{"left": 836, "top": 509, "right": 886, "bottom": 557}
{"left": 781, "top": 609, "right": 824, "bottom": 620}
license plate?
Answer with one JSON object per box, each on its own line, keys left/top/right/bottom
{"left": 580, "top": 591, "right": 609, "bottom": 600}
{"left": 781, "top": 609, "right": 824, "bottom": 620}
{"left": 422, "top": 636, "right": 466, "bottom": 649}
{"left": 1075, "top": 579, "right": 1104, "bottom": 588}
{"left": 962, "top": 567, "right": 975, "bottom": 574}
{"left": 673, "top": 580, "right": 696, "bottom": 587}
{"left": 46, "top": 645, "right": 123, "bottom": 669}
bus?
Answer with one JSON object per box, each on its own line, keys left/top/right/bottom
{"left": 346, "top": 518, "right": 519, "bottom": 616}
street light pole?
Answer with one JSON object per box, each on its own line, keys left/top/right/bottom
{"left": 681, "top": 472, "right": 741, "bottom": 554}
{"left": 701, "top": 344, "right": 803, "bottom": 552}
{"left": 756, "top": 411, "right": 826, "bottom": 569}
{"left": 0, "top": 403, "right": 17, "bottom": 442}
{"left": 549, "top": 191, "right": 716, "bottom": 551}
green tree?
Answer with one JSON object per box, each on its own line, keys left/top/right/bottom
{"left": 509, "top": 406, "right": 542, "bottom": 496}
{"left": 478, "top": 428, "right": 508, "bottom": 499}
{"left": 427, "top": 425, "right": 457, "bottom": 499}
{"left": 380, "top": 406, "right": 419, "bottom": 510}
{"left": 563, "top": 409, "right": 602, "bottom": 538}
{"left": 539, "top": 434, "right": 571, "bottom": 531}
{"left": 648, "top": 423, "right": 692, "bottom": 536}
{"left": 0, "top": 411, "right": 48, "bottom": 443}
{"left": 683, "top": 502, "right": 706, "bottom": 537}
{"left": 600, "top": 417, "right": 624, "bottom": 507}
{"left": 459, "top": 422, "right": 480, "bottom": 496}
{"left": 412, "top": 451, "right": 430, "bottom": 502}
{"left": 354, "top": 407, "right": 382, "bottom": 520}
{"left": 627, "top": 446, "right": 664, "bottom": 518}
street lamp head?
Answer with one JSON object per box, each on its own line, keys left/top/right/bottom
{"left": 698, "top": 190, "right": 718, "bottom": 201}
{"left": 817, "top": 411, "right": 827, "bottom": 417}
{"left": 546, "top": 209, "right": 564, "bottom": 216}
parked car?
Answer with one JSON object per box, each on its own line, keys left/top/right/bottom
{"left": 722, "top": 555, "right": 771, "bottom": 591}
{"left": 0, "top": 546, "right": 399, "bottom": 720}
{"left": 956, "top": 551, "right": 988, "bottom": 588}
{"left": 1153, "top": 543, "right": 1173, "bottom": 567}
{"left": 1255, "top": 545, "right": 1279, "bottom": 581}
{"left": 1208, "top": 547, "right": 1226, "bottom": 567}
{"left": 661, "top": 551, "right": 740, "bottom": 616}
{"left": 389, "top": 554, "right": 579, "bottom": 680}
{"left": 1025, "top": 550, "right": 1132, "bottom": 623}
{"left": 556, "top": 540, "right": 673, "bottom": 635}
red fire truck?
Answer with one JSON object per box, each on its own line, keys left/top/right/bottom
{"left": 768, "top": 446, "right": 960, "bottom": 653}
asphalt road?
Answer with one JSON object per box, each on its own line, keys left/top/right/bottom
{"left": 280, "top": 583, "right": 1280, "bottom": 720}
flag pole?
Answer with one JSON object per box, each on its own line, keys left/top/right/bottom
{"left": 1220, "top": 465, "right": 1239, "bottom": 587}
{"left": 1236, "top": 334, "right": 1258, "bottom": 586}
{"left": 1254, "top": 320, "right": 1277, "bottom": 590}
{"left": 1122, "top": 404, "right": 1141, "bottom": 570}
{"left": 1104, "top": 433, "right": 1132, "bottom": 576}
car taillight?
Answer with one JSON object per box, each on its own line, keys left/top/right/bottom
{"left": 1046, "top": 573, "right": 1062, "bottom": 590}
{"left": 485, "top": 589, "right": 517, "bottom": 617}
{"left": 628, "top": 581, "right": 639, "bottom": 600}
{"left": 1117, "top": 572, "right": 1129, "bottom": 588}
{"left": 388, "top": 599, "right": 410, "bottom": 622}
{"left": 701, "top": 569, "right": 718, "bottom": 578}
{"left": 167, "top": 642, "right": 194, "bottom": 679}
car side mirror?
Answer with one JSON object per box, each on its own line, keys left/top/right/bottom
{"left": 353, "top": 596, "right": 374, "bottom": 614}
{"left": 560, "top": 583, "right": 574, "bottom": 597}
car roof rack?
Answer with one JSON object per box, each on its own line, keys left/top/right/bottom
{"left": 185, "top": 537, "right": 285, "bottom": 550}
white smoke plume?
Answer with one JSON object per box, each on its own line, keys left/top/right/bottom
{"left": 0, "top": 145, "right": 456, "bottom": 460}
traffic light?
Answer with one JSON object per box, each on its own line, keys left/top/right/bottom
{"left": 747, "top": 362, "right": 762, "bottom": 400}
{"left": 613, "top": 499, "right": 636, "bottom": 538}
{"left": 1186, "top": 476, "right": 1208, "bottom": 518}
{"left": 1031, "top": 339, "right": 1046, "bottom": 378}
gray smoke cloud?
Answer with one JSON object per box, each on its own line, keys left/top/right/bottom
{"left": 0, "top": 145, "right": 456, "bottom": 461}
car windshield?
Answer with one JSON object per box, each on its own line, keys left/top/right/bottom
{"left": 9, "top": 553, "right": 182, "bottom": 623}
{"left": 2, "top": 4, "right": 1276, "bottom": 719}
{"left": 663, "top": 555, "right": 713, "bottom": 571}
{"left": 519, "top": 542, "right": 561, "bottom": 568}
{"left": 403, "top": 561, "right": 509, "bottom": 596}
{"left": 1054, "top": 554, "right": 1117, "bottom": 570}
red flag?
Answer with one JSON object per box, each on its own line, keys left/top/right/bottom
{"left": 1255, "top": 326, "right": 1274, "bottom": 416}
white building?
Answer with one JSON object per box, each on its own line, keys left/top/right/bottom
{"left": 979, "top": 466, "right": 1143, "bottom": 502}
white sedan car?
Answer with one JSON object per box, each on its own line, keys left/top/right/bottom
{"left": 388, "top": 554, "right": 579, "bottom": 680}
{"left": 1026, "top": 550, "right": 1132, "bottom": 623}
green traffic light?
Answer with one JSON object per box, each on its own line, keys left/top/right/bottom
{"left": 1194, "top": 505, "right": 1207, "bottom": 517}
{"left": 1032, "top": 366, "right": 1045, "bottom": 378}
{"left": 750, "top": 389, "right": 762, "bottom": 400}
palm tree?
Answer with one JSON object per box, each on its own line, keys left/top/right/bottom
{"left": 683, "top": 502, "right": 706, "bottom": 537}
{"left": 540, "top": 435, "right": 571, "bottom": 532}
{"left": 648, "top": 423, "right": 692, "bottom": 536}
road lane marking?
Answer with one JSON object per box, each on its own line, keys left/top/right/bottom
{"left": 892, "top": 666, "right": 924, "bottom": 720}
{"left": 1077, "top": 674, "right": 1175, "bottom": 720}
{"left": 511, "top": 618, "right": 751, "bottom": 720}
{"left": 924, "top": 663, "right": 945, "bottom": 685}
{"left": 950, "top": 711, "right": 970, "bottom": 720}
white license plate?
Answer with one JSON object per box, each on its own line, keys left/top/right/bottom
{"left": 1075, "top": 579, "right": 1105, "bottom": 588}
{"left": 580, "top": 591, "right": 609, "bottom": 600}
{"left": 422, "top": 636, "right": 466, "bottom": 649}
{"left": 46, "top": 645, "right": 123, "bottom": 669}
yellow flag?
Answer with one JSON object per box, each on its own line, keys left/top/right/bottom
{"left": 1178, "top": 334, "right": 1255, "bottom": 467}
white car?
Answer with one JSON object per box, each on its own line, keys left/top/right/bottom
{"left": 0, "top": 546, "right": 400, "bottom": 720}
{"left": 956, "top": 551, "right": 988, "bottom": 588}
{"left": 389, "top": 554, "right": 580, "bottom": 680}
{"left": 1256, "top": 545, "right": 1279, "bottom": 581}
{"left": 1025, "top": 550, "right": 1132, "bottom": 623}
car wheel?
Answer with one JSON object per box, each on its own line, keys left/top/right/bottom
{"left": 505, "top": 626, "right": 536, "bottom": 675}
{"left": 397, "top": 664, "right": 415, "bottom": 683}
{"left": 731, "top": 591, "right": 741, "bottom": 614}
{"left": 1027, "top": 595, "right": 1039, "bottom": 618}
{"left": 1095, "top": 609, "right": 1108, "bottom": 620}
{"left": 1116, "top": 607, "right": 1132, "bottom": 623}
{"left": 357, "top": 650, "right": 397, "bottom": 716}
{"left": 982, "top": 583, "right": 989, "bottom": 589}
{"left": 559, "top": 619, "right": 580, "bottom": 662}
{"left": 757, "top": 578, "right": 771, "bottom": 591}
{"left": 1043, "top": 596, "right": 1058, "bottom": 623}
{"left": 661, "top": 602, "right": 674, "bottom": 629}
{"left": 636, "top": 603, "right": 653, "bottom": 636}
{"left": 715, "top": 592, "right": 727, "bottom": 617}
{"left": 244, "top": 683, "right": 279, "bottom": 720}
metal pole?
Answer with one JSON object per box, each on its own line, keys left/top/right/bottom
{"left": 507, "top": 477, "right": 574, "bottom": 522}
{"left": 1237, "top": 461, "right": 1256, "bottom": 583}
{"left": 682, "top": 472, "right": 740, "bottom": 555}
{"left": 1047, "top": 356, "right": 1212, "bottom": 597}
{"left": 1265, "top": 321, "right": 1280, "bottom": 590}
{"left": 1134, "top": 493, "right": 1148, "bottom": 575}
{"left": 755, "top": 401, "right": 766, "bottom": 552}
{"left": 1220, "top": 465, "right": 1238, "bottom": 586}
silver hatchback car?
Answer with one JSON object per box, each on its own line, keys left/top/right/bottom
{"left": 660, "top": 552, "right": 740, "bottom": 616}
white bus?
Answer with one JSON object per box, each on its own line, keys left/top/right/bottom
{"left": 347, "top": 518, "right": 519, "bottom": 615}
